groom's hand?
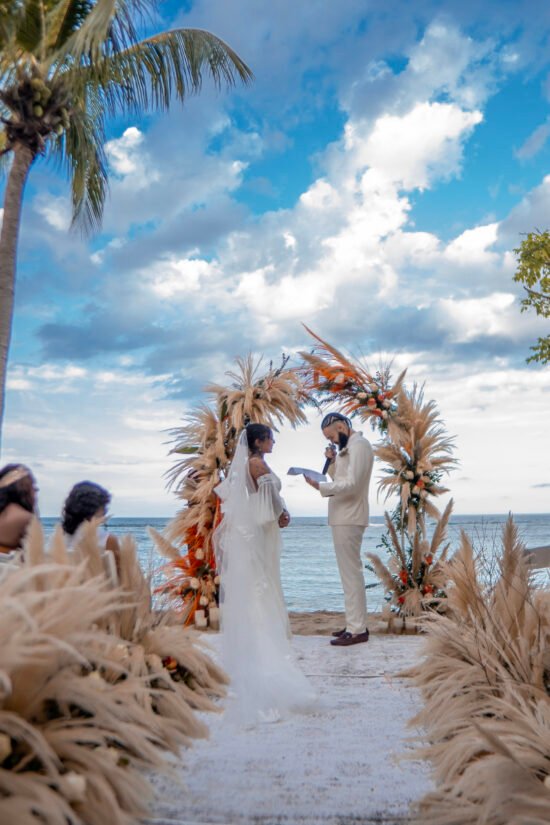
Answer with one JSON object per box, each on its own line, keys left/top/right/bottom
{"left": 325, "top": 445, "right": 337, "bottom": 462}
{"left": 305, "top": 476, "right": 320, "bottom": 490}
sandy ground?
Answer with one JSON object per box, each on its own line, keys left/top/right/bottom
{"left": 288, "top": 610, "right": 420, "bottom": 636}
{"left": 147, "top": 633, "right": 431, "bottom": 825}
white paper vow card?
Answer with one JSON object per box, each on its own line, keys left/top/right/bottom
{"left": 287, "top": 467, "right": 327, "bottom": 483}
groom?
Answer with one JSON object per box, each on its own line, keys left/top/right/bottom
{"left": 305, "top": 413, "right": 373, "bottom": 646}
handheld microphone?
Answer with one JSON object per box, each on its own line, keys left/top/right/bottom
{"left": 322, "top": 448, "right": 336, "bottom": 476}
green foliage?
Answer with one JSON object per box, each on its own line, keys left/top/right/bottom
{"left": 0, "top": 0, "right": 253, "bottom": 234}
{"left": 513, "top": 230, "right": 550, "bottom": 364}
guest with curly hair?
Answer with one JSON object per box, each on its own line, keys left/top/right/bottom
{"left": 62, "top": 481, "right": 120, "bottom": 581}
{"left": 0, "top": 464, "right": 38, "bottom": 554}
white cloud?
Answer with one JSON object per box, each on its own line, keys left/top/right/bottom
{"left": 439, "top": 292, "right": 516, "bottom": 341}
{"left": 105, "top": 126, "right": 145, "bottom": 175}
{"left": 4, "top": 362, "right": 180, "bottom": 517}
{"left": 34, "top": 195, "right": 72, "bottom": 231}
{"left": 355, "top": 102, "right": 482, "bottom": 190}
{"left": 91, "top": 237, "right": 126, "bottom": 265}
{"left": 299, "top": 179, "right": 341, "bottom": 210}
{"left": 104, "top": 126, "right": 161, "bottom": 191}
{"left": 149, "top": 256, "right": 220, "bottom": 297}
{"left": 515, "top": 118, "right": 550, "bottom": 160}
{"left": 444, "top": 223, "right": 499, "bottom": 266}
{"left": 7, "top": 7, "right": 550, "bottom": 520}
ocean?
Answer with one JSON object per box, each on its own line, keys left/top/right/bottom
{"left": 41, "top": 513, "right": 550, "bottom": 613}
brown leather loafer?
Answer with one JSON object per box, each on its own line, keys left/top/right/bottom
{"left": 330, "top": 629, "right": 370, "bottom": 646}
{"left": 331, "top": 628, "right": 347, "bottom": 637}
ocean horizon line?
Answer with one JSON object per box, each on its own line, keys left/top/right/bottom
{"left": 39, "top": 511, "right": 549, "bottom": 521}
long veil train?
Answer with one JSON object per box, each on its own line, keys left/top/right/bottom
{"left": 214, "top": 431, "right": 317, "bottom": 725}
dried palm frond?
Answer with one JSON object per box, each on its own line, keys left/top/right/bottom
{"left": 365, "top": 552, "right": 395, "bottom": 593}
{"left": 0, "top": 518, "right": 229, "bottom": 823}
{"left": 374, "top": 385, "right": 456, "bottom": 536}
{"left": 409, "top": 515, "right": 550, "bottom": 825}
{"left": 147, "top": 527, "right": 180, "bottom": 562}
{"left": 159, "top": 353, "right": 307, "bottom": 624}
{"left": 371, "top": 500, "right": 455, "bottom": 621}
{"left": 299, "top": 325, "right": 406, "bottom": 433}
{"left": 0, "top": 563, "right": 171, "bottom": 823}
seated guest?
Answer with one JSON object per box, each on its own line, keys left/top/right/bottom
{"left": 0, "top": 464, "right": 37, "bottom": 554}
{"left": 61, "top": 481, "right": 120, "bottom": 582}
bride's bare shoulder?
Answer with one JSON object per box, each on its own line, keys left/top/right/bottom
{"left": 248, "top": 456, "right": 271, "bottom": 480}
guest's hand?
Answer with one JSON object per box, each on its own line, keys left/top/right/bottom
{"left": 278, "top": 510, "right": 291, "bottom": 528}
{"left": 305, "top": 476, "right": 320, "bottom": 491}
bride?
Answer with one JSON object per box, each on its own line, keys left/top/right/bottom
{"left": 214, "top": 423, "right": 316, "bottom": 725}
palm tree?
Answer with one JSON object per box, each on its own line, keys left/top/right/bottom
{"left": 0, "top": 0, "right": 252, "bottom": 451}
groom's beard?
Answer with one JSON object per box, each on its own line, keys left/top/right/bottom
{"left": 337, "top": 432, "right": 349, "bottom": 450}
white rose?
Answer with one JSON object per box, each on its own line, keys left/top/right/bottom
{"left": 199, "top": 596, "right": 209, "bottom": 607}
{"left": 381, "top": 411, "right": 388, "bottom": 419}
{"left": 405, "top": 471, "right": 414, "bottom": 480}
{"left": 195, "top": 549, "right": 205, "bottom": 560}
{"left": 357, "top": 391, "right": 368, "bottom": 400}
{"left": 420, "top": 490, "right": 428, "bottom": 499}
{"left": 105, "top": 746, "right": 120, "bottom": 763}
{"left": 0, "top": 733, "right": 12, "bottom": 762}
{"left": 85, "top": 670, "right": 105, "bottom": 689}
{"left": 214, "top": 576, "right": 221, "bottom": 585}
{"left": 59, "top": 772, "right": 87, "bottom": 802}
{"left": 190, "top": 578, "right": 200, "bottom": 590}
{"left": 369, "top": 382, "right": 378, "bottom": 392}
{"left": 383, "top": 399, "right": 391, "bottom": 408}
{"left": 412, "top": 485, "right": 420, "bottom": 495}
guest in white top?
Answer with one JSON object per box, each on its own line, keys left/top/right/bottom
{"left": 305, "top": 412, "right": 373, "bottom": 646}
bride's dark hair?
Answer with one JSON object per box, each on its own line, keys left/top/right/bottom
{"left": 245, "top": 423, "right": 272, "bottom": 454}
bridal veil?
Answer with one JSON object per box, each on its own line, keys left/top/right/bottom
{"left": 214, "top": 431, "right": 316, "bottom": 725}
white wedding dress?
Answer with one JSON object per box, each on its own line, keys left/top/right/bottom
{"left": 214, "top": 432, "right": 317, "bottom": 726}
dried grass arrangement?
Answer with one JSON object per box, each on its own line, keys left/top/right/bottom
{"left": 374, "top": 385, "right": 457, "bottom": 536}
{"left": 154, "top": 355, "right": 307, "bottom": 625}
{"left": 299, "top": 325, "right": 406, "bottom": 438}
{"left": 409, "top": 516, "right": 550, "bottom": 825}
{"left": 0, "top": 519, "right": 227, "bottom": 824}
{"left": 366, "top": 499, "right": 454, "bottom": 620}
{"left": 299, "top": 327, "right": 458, "bottom": 620}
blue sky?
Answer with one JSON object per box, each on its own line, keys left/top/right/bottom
{"left": 2, "top": 0, "right": 550, "bottom": 517}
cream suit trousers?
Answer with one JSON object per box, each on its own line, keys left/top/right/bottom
{"left": 331, "top": 524, "right": 367, "bottom": 635}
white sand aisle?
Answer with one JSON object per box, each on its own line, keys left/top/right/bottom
{"left": 147, "top": 634, "right": 432, "bottom": 825}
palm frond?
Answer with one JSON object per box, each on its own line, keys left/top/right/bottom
{"left": 409, "top": 515, "right": 550, "bottom": 825}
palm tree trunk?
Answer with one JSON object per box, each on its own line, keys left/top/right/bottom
{"left": 0, "top": 144, "right": 34, "bottom": 456}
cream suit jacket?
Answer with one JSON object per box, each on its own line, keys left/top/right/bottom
{"left": 319, "top": 431, "right": 373, "bottom": 527}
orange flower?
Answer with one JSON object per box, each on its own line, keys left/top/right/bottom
{"left": 162, "top": 656, "right": 178, "bottom": 672}
{"left": 425, "top": 554, "right": 433, "bottom": 565}
{"left": 399, "top": 569, "right": 408, "bottom": 584}
{"left": 416, "top": 479, "right": 425, "bottom": 489}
